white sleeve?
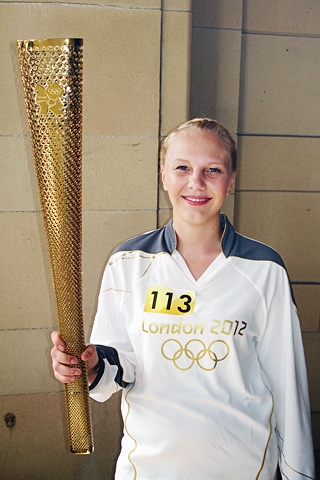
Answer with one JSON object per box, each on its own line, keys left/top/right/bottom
{"left": 89, "top": 256, "right": 136, "bottom": 403}
{"left": 256, "top": 265, "right": 315, "bottom": 479}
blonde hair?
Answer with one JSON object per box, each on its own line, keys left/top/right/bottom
{"left": 160, "top": 118, "right": 237, "bottom": 171}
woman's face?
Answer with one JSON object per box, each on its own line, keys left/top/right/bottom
{"left": 161, "top": 129, "right": 236, "bottom": 230}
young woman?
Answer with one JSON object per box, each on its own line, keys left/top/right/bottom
{"left": 51, "top": 118, "right": 315, "bottom": 479}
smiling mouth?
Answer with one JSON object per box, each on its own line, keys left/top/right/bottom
{"left": 183, "top": 196, "right": 211, "bottom": 206}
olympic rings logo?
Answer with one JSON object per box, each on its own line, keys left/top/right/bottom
{"left": 161, "top": 339, "right": 229, "bottom": 371}
{"left": 47, "top": 87, "right": 62, "bottom": 96}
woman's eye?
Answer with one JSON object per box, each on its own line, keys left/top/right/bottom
{"left": 208, "top": 167, "right": 221, "bottom": 173}
{"left": 176, "top": 165, "right": 189, "bottom": 171}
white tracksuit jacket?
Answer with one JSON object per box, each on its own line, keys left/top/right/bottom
{"left": 89, "top": 215, "right": 315, "bottom": 480}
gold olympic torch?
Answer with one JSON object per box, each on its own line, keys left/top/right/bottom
{"left": 17, "top": 38, "right": 93, "bottom": 454}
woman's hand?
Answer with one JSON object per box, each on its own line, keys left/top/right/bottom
{"left": 51, "top": 331, "right": 99, "bottom": 385}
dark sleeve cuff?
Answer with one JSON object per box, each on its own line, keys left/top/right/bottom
{"left": 89, "top": 345, "right": 129, "bottom": 391}
{"left": 89, "top": 348, "right": 105, "bottom": 391}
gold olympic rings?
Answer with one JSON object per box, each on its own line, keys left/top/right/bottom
{"left": 161, "top": 338, "right": 230, "bottom": 371}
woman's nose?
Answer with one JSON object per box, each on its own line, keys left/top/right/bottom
{"left": 188, "top": 170, "right": 205, "bottom": 189}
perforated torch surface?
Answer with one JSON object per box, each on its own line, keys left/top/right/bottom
{"left": 17, "top": 38, "right": 93, "bottom": 454}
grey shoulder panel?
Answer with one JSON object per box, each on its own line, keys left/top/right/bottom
{"left": 113, "top": 220, "right": 176, "bottom": 255}
{"left": 221, "top": 215, "right": 285, "bottom": 268}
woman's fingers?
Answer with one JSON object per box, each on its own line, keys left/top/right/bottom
{"left": 51, "top": 330, "right": 81, "bottom": 383}
{"left": 51, "top": 331, "right": 99, "bottom": 384}
{"left": 51, "top": 356, "right": 82, "bottom": 383}
{"left": 51, "top": 330, "right": 65, "bottom": 351}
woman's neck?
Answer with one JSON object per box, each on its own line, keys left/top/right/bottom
{"left": 173, "top": 217, "right": 222, "bottom": 255}
{"left": 172, "top": 218, "right": 222, "bottom": 280}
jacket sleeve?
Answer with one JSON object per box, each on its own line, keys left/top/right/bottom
{"left": 256, "top": 264, "right": 315, "bottom": 479}
{"left": 89, "top": 254, "right": 137, "bottom": 403}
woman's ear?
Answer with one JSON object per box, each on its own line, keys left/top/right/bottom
{"left": 227, "top": 171, "right": 236, "bottom": 195}
{"left": 161, "top": 165, "right": 168, "bottom": 191}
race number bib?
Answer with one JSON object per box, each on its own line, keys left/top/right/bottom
{"left": 144, "top": 286, "right": 195, "bottom": 315}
